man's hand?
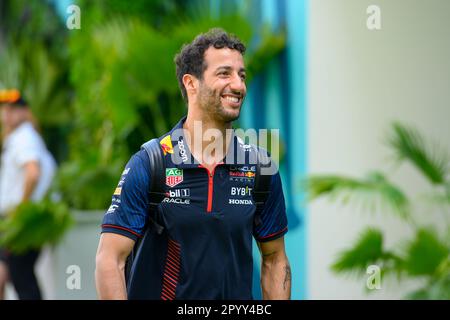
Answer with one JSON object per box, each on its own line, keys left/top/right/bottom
{"left": 95, "top": 233, "right": 135, "bottom": 300}
{"left": 258, "top": 236, "right": 291, "bottom": 300}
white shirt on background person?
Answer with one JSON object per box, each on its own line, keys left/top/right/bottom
{"left": 0, "top": 121, "right": 56, "bottom": 215}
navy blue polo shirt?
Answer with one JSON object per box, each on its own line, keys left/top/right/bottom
{"left": 101, "top": 117, "right": 288, "bottom": 300}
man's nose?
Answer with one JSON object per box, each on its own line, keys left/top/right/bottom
{"left": 229, "top": 73, "right": 246, "bottom": 94}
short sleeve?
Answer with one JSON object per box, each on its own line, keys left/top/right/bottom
{"left": 101, "top": 150, "right": 151, "bottom": 241}
{"left": 13, "top": 130, "right": 40, "bottom": 166}
{"left": 253, "top": 172, "right": 288, "bottom": 242}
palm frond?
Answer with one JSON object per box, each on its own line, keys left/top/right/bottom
{"left": 302, "top": 171, "right": 410, "bottom": 219}
{"left": 0, "top": 43, "right": 72, "bottom": 126}
{"left": 332, "top": 228, "right": 398, "bottom": 276}
{"left": 387, "top": 122, "right": 449, "bottom": 185}
{"left": 403, "top": 228, "right": 449, "bottom": 276}
{"left": 0, "top": 45, "right": 21, "bottom": 88}
{"left": 420, "top": 191, "right": 450, "bottom": 207}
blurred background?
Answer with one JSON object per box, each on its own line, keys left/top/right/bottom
{"left": 0, "top": 0, "right": 449, "bottom": 300}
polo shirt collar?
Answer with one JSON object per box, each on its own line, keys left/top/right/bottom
{"left": 163, "top": 116, "right": 249, "bottom": 169}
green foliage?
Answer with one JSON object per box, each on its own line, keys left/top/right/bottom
{"left": 0, "top": 200, "right": 74, "bottom": 254}
{"left": 245, "top": 27, "right": 287, "bottom": 78}
{"left": 332, "top": 228, "right": 385, "bottom": 275}
{"left": 303, "top": 122, "right": 450, "bottom": 299}
{"left": 0, "top": 0, "right": 66, "bottom": 47}
{"left": 0, "top": 0, "right": 72, "bottom": 162}
{"left": 388, "top": 122, "right": 449, "bottom": 185}
{"left": 303, "top": 171, "right": 409, "bottom": 219}
{"left": 56, "top": 161, "right": 122, "bottom": 210}
{"left": 0, "top": 44, "right": 72, "bottom": 127}
{"left": 63, "top": 2, "right": 286, "bottom": 210}
{"left": 403, "top": 228, "right": 449, "bottom": 276}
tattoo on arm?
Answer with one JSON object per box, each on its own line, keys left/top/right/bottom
{"left": 283, "top": 265, "right": 291, "bottom": 290}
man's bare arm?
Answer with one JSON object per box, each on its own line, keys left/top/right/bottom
{"left": 22, "top": 161, "right": 40, "bottom": 202}
{"left": 95, "top": 233, "right": 135, "bottom": 300}
{"left": 258, "top": 236, "right": 291, "bottom": 300}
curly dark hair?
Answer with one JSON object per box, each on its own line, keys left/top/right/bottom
{"left": 174, "top": 28, "right": 246, "bottom": 102}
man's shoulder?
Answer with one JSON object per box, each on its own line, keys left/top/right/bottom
{"left": 9, "top": 122, "right": 40, "bottom": 144}
{"left": 126, "top": 138, "right": 167, "bottom": 181}
{"left": 129, "top": 149, "right": 152, "bottom": 170}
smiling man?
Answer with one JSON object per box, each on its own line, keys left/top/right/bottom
{"left": 95, "top": 28, "right": 291, "bottom": 300}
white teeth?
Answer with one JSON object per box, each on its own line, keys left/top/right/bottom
{"left": 224, "top": 96, "right": 239, "bottom": 103}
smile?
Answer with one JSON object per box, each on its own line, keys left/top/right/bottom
{"left": 221, "top": 94, "right": 241, "bottom": 105}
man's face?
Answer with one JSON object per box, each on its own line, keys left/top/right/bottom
{"left": 197, "top": 47, "right": 247, "bottom": 123}
{"left": 0, "top": 104, "right": 25, "bottom": 128}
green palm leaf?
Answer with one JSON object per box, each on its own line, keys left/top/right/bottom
{"left": 0, "top": 45, "right": 21, "bottom": 88}
{"left": 388, "top": 122, "right": 449, "bottom": 185}
{"left": 332, "top": 228, "right": 399, "bottom": 276}
{"left": 302, "top": 171, "right": 410, "bottom": 219}
{"left": 0, "top": 43, "right": 71, "bottom": 126}
{"left": 403, "top": 228, "right": 449, "bottom": 276}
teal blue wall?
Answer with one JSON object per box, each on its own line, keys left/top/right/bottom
{"left": 237, "top": 0, "right": 308, "bottom": 300}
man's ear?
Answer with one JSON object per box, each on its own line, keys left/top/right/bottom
{"left": 182, "top": 74, "right": 198, "bottom": 97}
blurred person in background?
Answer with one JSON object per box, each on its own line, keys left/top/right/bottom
{"left": 0, "top": 89, "right": 56, "bottom": 300}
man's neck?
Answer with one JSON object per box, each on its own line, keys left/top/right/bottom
{"left": 183, "top": 111, "right": 233, "bottom": 168}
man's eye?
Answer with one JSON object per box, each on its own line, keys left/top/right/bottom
{"left": 240, "top": 74, "right": 247, "bottom": 80}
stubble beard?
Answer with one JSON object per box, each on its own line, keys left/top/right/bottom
{"left": 198, "top": 82, "right": 242, "bottom": 124}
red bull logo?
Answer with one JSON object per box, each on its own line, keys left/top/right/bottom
{"left": 245, "top": 172, "right": 255, "bottom": 178}
{"left": 160, "top": 135, "right": 174, "bottom": 155}
{"left": 229, "top": 166, "right": 256, "bottom": 182}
